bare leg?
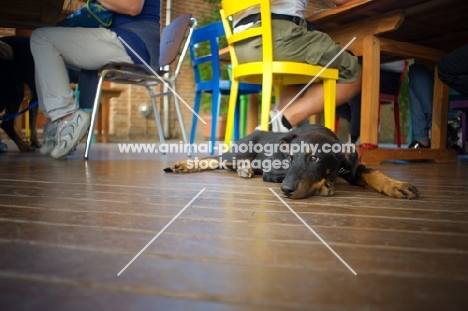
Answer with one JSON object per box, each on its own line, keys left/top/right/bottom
{"left": 276, "top": 73, "right": 362, "bottom": 127}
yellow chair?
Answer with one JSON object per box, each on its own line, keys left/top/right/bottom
{"left": 220, "top": 0, "right": 339, "bottom": 145}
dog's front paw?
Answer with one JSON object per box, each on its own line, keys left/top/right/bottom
{"left": 316, "top": 180, "right": 335, "bottom": 197}
{"left": 170, "top": 161, "right": 195, "bottom": 173}
{"left": 237, "top": 167, "right": 254, "bottom": 178}
{"left": 381, "top": 181, "right": 420, "bottom": 199}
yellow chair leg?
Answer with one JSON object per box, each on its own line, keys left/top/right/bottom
{"left": 261, "top": 74, "right": 273, "bottom": 131}
{"left": 224, "top": 79, "right": 240, "bottom": 148}
{"left": 323, "top": 79, "right": 336, "bottom": 131}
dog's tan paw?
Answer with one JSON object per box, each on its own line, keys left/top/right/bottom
{"left": 381, "top": 181, "right": 420, "bottom": 199}
{"left": 171, "top": 161, "right": 195, "bottom": 173}
{"left": 316, "top": 180, "right": 335, "bottom": 197}
{"left": 237, "top": 167, "right": 254, "bottom": 178}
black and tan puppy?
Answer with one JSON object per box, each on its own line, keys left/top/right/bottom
{"left": 0, "top": 36, "right": 39, "bottom": 151}
{"left": 165, "top": 124, "right": 420, "bottom": 199}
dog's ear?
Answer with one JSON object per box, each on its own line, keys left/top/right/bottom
{"left": 336, "top": 142, "right": 360, "bottom": 184}
{"left": 277, "top": 132, "right": 297, "bottom": 144}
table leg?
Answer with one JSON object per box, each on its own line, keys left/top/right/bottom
{"left": 360, "top": 35, "right": 381, "bottom": 146}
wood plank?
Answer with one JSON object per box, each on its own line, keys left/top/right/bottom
{"left": 379, "top": 37, "right": 446, "bottom": 63}
{"left": 0, "top": 0, "right": 64, "bottom": 29}
{"left": 325, "top": 10, "right": 405, "bottom": 50}
{"left": 308, "top": 0, "right": 372, "bottom": 24}
{"left": 1, "top": 244, "right": 467, "bottom": 309}
{"left": 360, "top": 35, "right": 381, "bottom": 145}
{"left": 0, "top": 143, "right": 467, "bottom": 309}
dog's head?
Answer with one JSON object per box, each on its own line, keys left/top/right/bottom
{"left": 271, "top": 130, "right": 358, "bottom": 199}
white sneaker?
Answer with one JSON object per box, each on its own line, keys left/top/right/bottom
{"left": 51, "top": 110, "right": 90, "bottom": 159}
{"left": 40, "top": 122, "right": 58, "bottom": 155}
{"left": 255, "top": 110, "right": 291, "bottom": 133}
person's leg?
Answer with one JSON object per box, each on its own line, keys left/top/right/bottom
{"left": 347, "top": 93, "right": 361, "bottom": 143}
{"left": 336, "top": 102, "right": 351, "bottom": 122}
{"left": 30, "top": 27, "right": 133, "bottom": 158}
{"left": 380, "top": 70, "right": 401, "bottom": 95}
{"left": 276, "top": 74, "right": 361, "bottom": 126}
{"left": 236, "top": 20, "right": 361, "bottom": 128}
{"left": 408, "top": 63, "right": 434, "bottom": 146}
{"left": 438, "top": 44, "right": 468, "bottom": 96}
{"left": 30, "top": 27, "right": 133, "bottom": 122}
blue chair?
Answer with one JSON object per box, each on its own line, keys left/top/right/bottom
{"left": 189, "top": 21, "right": 262, "bottom": 154}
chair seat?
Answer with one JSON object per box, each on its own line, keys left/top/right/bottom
{"left": 234, "top": 61, "right": 339, "bottom": 82}
{"left": 98, "top": 63, "right": 169, "bottom": 85}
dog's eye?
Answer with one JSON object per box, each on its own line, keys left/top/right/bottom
{"left": 309, "top": 155, "right": 320, "bottom": 162}
{"left": 339, "top": 167, "right": 346, "bottom": 173}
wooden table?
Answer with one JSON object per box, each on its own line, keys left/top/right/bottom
{"left": 308, "top": 0, "right": 468, "bottom": 164}
{"left": 0, "top": 0, "right": 65, "bottom": 29}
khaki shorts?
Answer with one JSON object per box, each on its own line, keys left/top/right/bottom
{"left": 234, "top": 19, "right": 361, "bottom": 83}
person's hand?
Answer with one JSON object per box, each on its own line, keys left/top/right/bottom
{"left": 0, "top": 41, "right": 14, "bottom": 60}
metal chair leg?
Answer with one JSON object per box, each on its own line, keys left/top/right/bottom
{"left": 84, "top": 72, "right": 106, "bottom": 160}
{"left": 170, "top": 82, "right": 190, "bottom": 156}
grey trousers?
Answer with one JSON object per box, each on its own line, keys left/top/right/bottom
{"left": 30, "top": 27, "right": 133, "bottom": 121}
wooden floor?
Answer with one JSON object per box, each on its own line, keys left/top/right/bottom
{"left": 1, "top": 141, "right": 468, "bottom": 310}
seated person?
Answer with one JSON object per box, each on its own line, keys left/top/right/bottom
{"left": 338, "top": 61, "right": 460, "bottom": 149}
{"left": 438, "top": 44, "right": 468, "bottom": 97}
{"left": 409, "top": 63, "right": 461, "bottom": 150}
{"left": 30, "top": 0, "right": 161, "bottom": 159}
{"left": 234, "top": 0, "right": 362, "bottom": 132}
{"left": 407, "top": 63, "right": 433, "bottom": 148}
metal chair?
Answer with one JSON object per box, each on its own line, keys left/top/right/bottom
{"left": 189, "top": 21, "right": 262, "bottom": 154}
{"left": 84, "top": 13, "right": 197, "bottom": 159}
{"left": 220, "top": 0, "right": 339, "bottom": 146}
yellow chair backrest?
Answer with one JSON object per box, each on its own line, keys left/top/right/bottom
{"left": 220, "top": 0, "right": 273, "bottom": 67}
